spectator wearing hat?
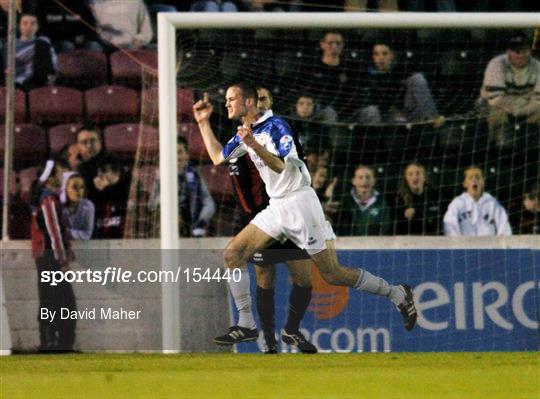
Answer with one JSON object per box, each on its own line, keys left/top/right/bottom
{"left": 479, "top": 32, "right": 540, "bottom": 146}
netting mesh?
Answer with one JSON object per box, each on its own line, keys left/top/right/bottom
{"left": 125, "top": 27, "right": 539, "bottom": 239}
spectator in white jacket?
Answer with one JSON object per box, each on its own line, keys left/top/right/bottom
{"left": 444, "top": 166, "right": 512, "bottom": 236}
{"left": 88, "top": 0, "right": 152, "bottom": 49}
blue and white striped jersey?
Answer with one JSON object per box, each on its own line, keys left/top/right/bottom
{"left": 221, "top": 110, "right": 311, "bottom": 199}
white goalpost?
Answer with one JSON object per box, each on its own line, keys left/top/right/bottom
{"left": 157, "top": 12, "right": 540, "bottom": 353}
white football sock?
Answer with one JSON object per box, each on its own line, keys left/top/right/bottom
{"left": 228, "top": 269, "right": 256, "bottom": 329}
{"left": 354, "top": 269, "right": 405, "bottom": 305}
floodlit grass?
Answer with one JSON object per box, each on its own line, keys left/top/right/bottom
{"left": 1, "top": 352, "right": 538, "bottom": 398}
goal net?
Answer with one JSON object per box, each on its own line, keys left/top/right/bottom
{"left": 127, "top": 13, "right": 539, "bottom": 352}
{"left": 126, "top": 15, "right": 539, "bottom": 240}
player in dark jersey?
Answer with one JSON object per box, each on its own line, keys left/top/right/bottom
{"left": 214, "top": 87, "right": 317, "bottom": 354}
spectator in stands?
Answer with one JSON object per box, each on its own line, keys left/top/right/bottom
{"left": 336, "top": 164, "right": 391, "bottom": 236}
{"left": 479, "top": 32, "right": 540, "bottom": 147}
{"left": 443, "top": 166, "right": 512, "bottom": 236}
{"left": 344, "top": 0, "right": 398, "bottom": 11}
{"left": 295, "top": 94, "right": 315, "bottom": 120}
{"left": 61, "top": 172, "right": 95, "bottom": 240}
{"left": 394, "top": 162, "right": 442, "bottom": 235}
{"left": 289, "top": 94, "right": 330, "bottom": 146}
{"left": 508, "top": 184, "right": 539, "bottom": 234}
{"left": 256, "top": 86, "right": 273, "bottom": 112}
{"left": 76, "top": 125, "right": 106, "bottom": 202}
{"left": 2, "top": 12, "right": 57, "bottom": 89}
{"left": 91, "top": 155, "right": 131, "bottom": 239}
{"left": 353, "top": 41, "right": 444, "bottom": 127}
{"left": 149, "top": 136, "right": 215, "bottom": 237}
{"left": 88, "top": 0, "right": 152, "bottom": 49}
{"left": 306, "top": 31, "right": 358, "bottom": 122}
{"left": 190, "top": 0, "right": 240, "bottom": 12}
{"left": 33, "top": 0, "right": 100, "bottom": 52}
{"left": 58, "top": 143, "right": 82, "bottom": 172}
{"left": 31, "top": 159, "right": 76, "bottom": 352}
{"left": 303, "top": 143, "right": 329, "bottom": 175}
{"left": 312, "top": 165, "right": 340, "bottom": 220}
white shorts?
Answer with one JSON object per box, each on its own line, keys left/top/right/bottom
{"left": 250, "top": 187, "right": 336, "bottom": 255}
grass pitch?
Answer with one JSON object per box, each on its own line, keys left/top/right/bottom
{"left": 1, "top": 352, "right": 538, "bottom": 398}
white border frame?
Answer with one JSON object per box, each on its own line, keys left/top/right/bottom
{"left": 157, "top": 12, "right": 540, "bottom": 353}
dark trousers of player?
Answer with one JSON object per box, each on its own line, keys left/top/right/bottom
{"left": 36, "top": 253, "right": 76, "bottom": 352}
{"left": 256, "top": 283, "right": 312, "bottom": 347}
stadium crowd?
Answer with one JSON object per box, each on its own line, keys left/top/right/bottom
{"left": 0, "top": 0, "right": 538, "bottom": 241}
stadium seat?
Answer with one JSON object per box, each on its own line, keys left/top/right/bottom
{"left": 110, "top": 49, "right": 157, "bottom": 88}
{"left": 0, "top": 87, "right": 26, "bottom": 123}
{"left": 103, "top": 123, "right": 141, "bottom": 162}
{"left": 178, "top": 123, "right": 211, "bottom": 163}
{"left": 56, "top": 50, "right": 108, "bottom": 89}
{"left": 198, "top": 164, "right": 234, "bottom": 203}
{"left": 85, "top": 85, "right": 139, "bottom": 124}
{"left": 48, "top": 123, "right": 82, "bottom": 154}
{"left": 17, "top": 166, "right": 39, "bottom": 202}
{"left": 0, "top": 124, "right": 47, "bottom": 169}
{"left": 104, "top": 123, "right": 159, "bottom": 161}
{"left": 28, "top": 86, "right": 83, "bottom": 125}
{"left": 141, "top": 86, "right": 194, "bottom": 124}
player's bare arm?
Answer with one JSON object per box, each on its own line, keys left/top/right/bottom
{"left": 193, "top": 93, "right": 225, "bottom": 165}
{"left": 237, "top": 125, "right": 285, "bottom": 174}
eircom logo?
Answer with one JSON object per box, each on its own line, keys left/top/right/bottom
{"left": 416, "top": 281, "right": 538, "bottom": 331}
{"left": 258, "top": 328, "right": 390, "bottom": 354}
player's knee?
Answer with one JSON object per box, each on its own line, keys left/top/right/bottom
{"left": 255, "top": 267, "right": 275, "bottom": 289}
{"left": 223, "top": 246, "right": 242, "bottom": 269}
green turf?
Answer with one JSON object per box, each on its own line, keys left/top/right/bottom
{"left": 1, "top": 352, "right": 538, "bottom": 399}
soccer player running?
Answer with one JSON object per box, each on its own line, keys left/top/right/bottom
{"left": 193, "top": 82, "right": 417, "bottom": 346}
{"left": 213, "top": 86, "right": 316, "bottom": 353}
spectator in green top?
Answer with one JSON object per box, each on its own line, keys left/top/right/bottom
{"left": 336, "top": 165, "right": 391, "bottom": 236}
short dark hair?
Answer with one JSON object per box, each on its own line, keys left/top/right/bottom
{"left": 321, "top": 31, "right": 342, "bottom": 42}
{"left": 373, "top": 41, "right": 393, "bottom": 51}
{"left": 231, "top": 81, "right": 258, "bottom": 101}
{"left": 463, "top": 165, "right": 483, "bottom": 179}
{"left": 256, "top": 86, "right": 273, "bottom": 103}
{"left": 20, "top": 12, "right": 38, "bottom": 20}
{"left": 97, "top": 155, "right": 123, "bottom": 175}
{"left": 354, "top": 164, "right": 374, "bottom": 175}
{"left": 76, "top": 125, "right": 101, "bottom": 142}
